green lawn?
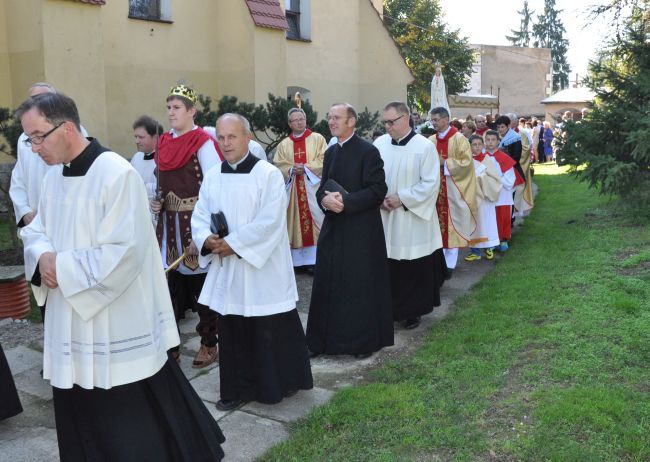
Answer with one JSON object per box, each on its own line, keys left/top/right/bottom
{"left": 263, "top": 165, "right": 650, "bottom": 461}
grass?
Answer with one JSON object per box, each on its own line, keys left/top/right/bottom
{"left": 262, "top": 164, "right": 650, "bottom": 461}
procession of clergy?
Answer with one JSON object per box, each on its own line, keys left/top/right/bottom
{"left": 2, "top": 82, "right": 534, "bottom": 460}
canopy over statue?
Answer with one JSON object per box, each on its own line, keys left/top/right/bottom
{"left": 430, "top": 62, "right": 451, "bottom": 117}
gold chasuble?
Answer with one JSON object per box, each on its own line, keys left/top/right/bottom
{"left": 275, "top": 130, "right": 327, "bottom": 249}
{"left": 514, "top": 132, "right": 535, "bottom": 216}
{"left": 429, "top": 129, "right": 478, "bottom": 248}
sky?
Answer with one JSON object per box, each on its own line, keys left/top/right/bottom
{"left": 437, "top": 0, "right": 612, "bottom": 80}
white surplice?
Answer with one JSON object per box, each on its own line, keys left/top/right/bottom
{"left": 192, "top": 156, "right": 298, "bottom": 317}
{"left": 471, "top": 158, "right": 500, "bottom": 248}
{"left": 374, "top": 133, "right": 442, "bottom": 260}
{"left": 21, "top": 150, "right": 179, "bottom": 390}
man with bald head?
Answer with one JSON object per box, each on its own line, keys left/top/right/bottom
{"left": 192, "top": 113, "right": 312, "bottom": 411}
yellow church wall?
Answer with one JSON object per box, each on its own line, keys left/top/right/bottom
{"left": 41, "top": 0, "right": 108, "bottom": 143}
{"left": 1, "top": 0, "right": 46, "bottom": 110}
{"left": 285, "top": 0, "right": 410, "bottom": 123}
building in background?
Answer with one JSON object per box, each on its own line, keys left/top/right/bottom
{"left": 0, "top": 0, "right": 411, "bottom": 156}
{"left": 449, "top": 44, "right": 552, "bottom": 118}
{"left": 540, "top": 87, "right": 595, "bottom": 123}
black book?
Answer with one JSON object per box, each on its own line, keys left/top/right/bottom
{"left": 210, "top": 212, "right": 229, "bottom": 238}
{"left": 323, "top": 178, "right": 348, "bottom": 195}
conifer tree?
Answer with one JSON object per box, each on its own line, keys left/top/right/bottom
{"left": 506, "top": 0, "right": 534, "bottom": 47}
{"left": 556, "top": 4, "right": 650, "bottom": 211}
{"left": 532, "top": 0, "right": 571, "bottom": 90}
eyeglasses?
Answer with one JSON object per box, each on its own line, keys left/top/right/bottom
{"left": 382, "top": 114, "right": 404, "bottom": 127}
{"left": 289, "top": 117, "right": 306, "bottom": 123}
{"left": 23, "top": 122, "right": 65, "bottom": 146}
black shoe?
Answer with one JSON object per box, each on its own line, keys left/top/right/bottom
{"left": 400, "top": 317, "right": 421, "bottom": 330}
{"left": 444, "top": 268, "right": 453, "bottom": 280}
{"left": 284, "top": 389, "right": 298, "bottom": 398}
{"left": 354, "top": 352, "right": 372, "bottom": 359}
{"left": 309, "top": 350, "right": 321, "bottom": 359}
{"left": 306, "top": 265, "right": 315, "bottom": 276}
{"left": 215, "top": 399, "right": 244, "bottom": 411}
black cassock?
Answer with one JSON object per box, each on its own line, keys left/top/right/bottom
{"left": 0, "top": 342, "right": 22, "bottom": 421}
{"left": 307, "top": 134, "right": 394, "bottom": 355}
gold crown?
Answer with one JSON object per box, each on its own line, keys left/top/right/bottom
{"left": 169, "top": 84, "right": 197, "bottom": 104}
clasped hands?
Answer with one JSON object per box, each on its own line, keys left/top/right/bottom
{"left": 381, "top": 193, "right": 402, "bottom": 211}
{"left": 38, "top": 252, "right": 58, "bottom": 289}
{"left": 293, "top": 163, "right": 305, "bottom": 175}
{"left": 203, "top": 234, "right": 235, "bottom": 257}
{"left": 322, "top": 191, "right": 344, "bottom": 213}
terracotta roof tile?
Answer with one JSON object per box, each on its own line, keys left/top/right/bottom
{"left": 244, "top": 0, "right": 288, "bottom": 31}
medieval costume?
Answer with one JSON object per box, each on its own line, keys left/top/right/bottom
{"left": 192, "top": 153, "right": 312, "bottom": 405}
{"left": 306, "top": 135, "right": 394, "bottom": 356}
{"left": 156, "top": 125, "right": 221, "bottom": 364}
{"left": 275, "top": 128, "right": 327, "bottom": 267}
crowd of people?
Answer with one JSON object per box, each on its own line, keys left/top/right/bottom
{"left": 2, "top": 81, "right": 541, "bottom": 460}
{"left": 414, "top": 108, "right": 588, "bottom": 166}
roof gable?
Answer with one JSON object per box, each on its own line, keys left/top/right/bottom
{"left": 244, "top": 0, "right": 288, "bottom": 31}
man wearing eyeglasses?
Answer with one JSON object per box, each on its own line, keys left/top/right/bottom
{"left": 306, "top": 103, "right": 393, "bottom": 360}
{"left": 374, "top": 102, "right": 444, "bottom": 331}
{"left": 10, "top": 83, "right": 87, "bottom": 229}
{"left": 274, "top": 108, "right": 327, "bottom": 273}
{"left": 16, "top": 92, "right": 225, "bottom": 460}
{"left": 428, "top": 106, "right": 478, "bottom": 277}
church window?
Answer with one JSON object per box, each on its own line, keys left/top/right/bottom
{"left": 128, "top": 0, "right": 172, "bottom": 22}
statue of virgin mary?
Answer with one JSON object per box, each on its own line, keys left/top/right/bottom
{"left": 430, "top": 62, "right": 451, "bottom": 117}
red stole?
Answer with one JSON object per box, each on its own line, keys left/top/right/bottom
{"left": 435, "top": 126, "right": 458, "bottom": 159}
{"left": 435, "top": 126, "right": 458, "bottom": 247}
{"left": 473, "top": 152, "right": 487, "bottom": 162}
{"left": 489, "top": 149, "right": 524, "bottom": 185}
{"left": 290, "top": 129, "right": 315, "bottom": 247}
{"left": 475, "top": 127, "right": 488, "bottom": 136}
{"left": 157, "top": 128, "right": 222, "bottom": 171}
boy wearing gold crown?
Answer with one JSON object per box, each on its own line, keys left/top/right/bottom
{"left": 151, "top": 85, "right": 222, "bottom": 368}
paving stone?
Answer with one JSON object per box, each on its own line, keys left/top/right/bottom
{"left": 204, "top": 400, "right": 231, "bottom": 422}
{"left": 0, "top": 426, "right": 60, "bottom": 462}
{"left": 4, "top": 345, "right": 43, "bottom": 375}
{"left": 177, "top": 353, "right": 201, "bottom": 380}
{"left": 219, "top": 411, "right": 289, "bottom": 462}
{"left": 189, "top": 366, "right": 221, "bottom": 403}
{"left": 241, "top": 387, "right": 334, "bottom": 423}
{"left": 178, "top": 311, "right": 199, "bottom": 335}
{"left": 13, "top": 367, "right": 53, "bottom": 401}
{"left": 298, "top": 311, "right": 308, "bottom": 330}
{"left": 183, "top": 335, "right": 201, "bottom": 353}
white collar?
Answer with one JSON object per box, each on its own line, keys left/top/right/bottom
{"left": 338, "top": 132, "right": 355, "bottom": 147}
{"left": 227, "top": 152, "right": 250, "bottom": 169}
{"left": 437, "top": 126, "right": 451, "bottom": 138}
